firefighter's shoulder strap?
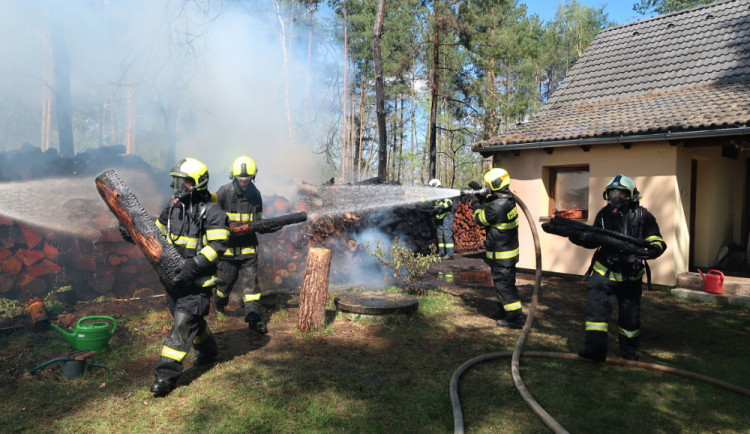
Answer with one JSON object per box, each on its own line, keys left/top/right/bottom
{"left": 635, "top": 205, "right": 654, "bottom": 291}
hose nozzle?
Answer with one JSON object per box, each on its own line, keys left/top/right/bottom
{"left": 460, "top": 187, "right": 488, "bottom": 196}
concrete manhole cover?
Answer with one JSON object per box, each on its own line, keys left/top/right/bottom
{"left": 334, "top": 291, "right": 418, "bottom": 316}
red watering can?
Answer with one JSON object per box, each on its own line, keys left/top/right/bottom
{"left": 697, "top": 269, "right": 724, "bottom": 294}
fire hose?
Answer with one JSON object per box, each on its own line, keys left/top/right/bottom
{"left": 449, "top": 193, "right": 750, "bottom": 433}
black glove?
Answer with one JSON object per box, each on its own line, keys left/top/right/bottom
{"left": 173, "top": 258, "right": 200, "bottom": 285}
{"left": 569, "top": 231, "right": 594, "bottom": 248}
{"left": 638, "top": 245, "right": 662, "bottom": 260}
{"left": 471, "top": 200, "right": 482, "bottom": 211}
{"left": 467, "top": 181, "right": 482, "bottom": 190}
{"left": 119, "top": 223, "right": 134, "bottom": 244}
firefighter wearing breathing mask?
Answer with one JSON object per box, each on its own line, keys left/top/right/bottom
{"left": 213, "top": 156, "right": 281, "bottom": 336}
{"left": 149, "top": 158, "right": 230, "bottom": 397}
{"left": 428, "top": 178, "right": 456, "bottom": 259}
{"left": 570, "top": 174, "right": 666, "bottom": 362}
{"left": 471, "top": 168, "right": 526, "bottom": 329}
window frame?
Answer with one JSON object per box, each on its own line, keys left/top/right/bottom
{"left": 548, "top": 165, "right": 589, "bottom": 220}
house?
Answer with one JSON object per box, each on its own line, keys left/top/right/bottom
{"left": 471, "top": 0, "right": 750, "bottom": 286}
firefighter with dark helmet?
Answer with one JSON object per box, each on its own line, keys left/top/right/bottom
{"left": 570, "top": 174, "right": 666, "bottom": 361}
{"left": 148, "top": 157, "right": 230, "bottom": 396}
{"left": 471, "top": 167, "right": 526, "bottom": 329}
{"left": 213, "top": 156, "right": 280, "bottom": 335}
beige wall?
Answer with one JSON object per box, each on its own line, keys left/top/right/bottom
{"left": 491, "top": 140, "right": 749, "bottom": 286}
{"left": 493, "top": 141, "right": 679, "bottom": 286}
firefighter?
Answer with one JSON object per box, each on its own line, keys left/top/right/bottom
{"left": 213, "top": 156, "right": 281, "bottom": 335}
{"left": 149, "top": 158, "right": 229, "bottom": 397}
{"left": 428, "top": 178, "right": 456, "bottom": 259}
{"left": 470, "top": 168, "right": 526, "bottom": 329}
{"left": 570, "top": 174, "right": 666, "bottom": 361}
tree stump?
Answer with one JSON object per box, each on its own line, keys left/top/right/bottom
{"left": 297, "top": 247, "right": 332, "bottom": 332}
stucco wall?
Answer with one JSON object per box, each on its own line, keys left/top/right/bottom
{"left": 493, "top": 141, "right": 679, "bottom": 286}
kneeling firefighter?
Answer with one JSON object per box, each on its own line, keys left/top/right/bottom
{"left": 571, "top": 174, "right": 665, "bottom": 361}
{"left": 470, "top": 168, "right": 526, "bottom": 329}
{"left": 149, "top": 158, "right": 230, "bottom": 396}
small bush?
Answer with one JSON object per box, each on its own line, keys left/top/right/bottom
{"left": 366, "top": 237, "right": 442, "bottom": 294}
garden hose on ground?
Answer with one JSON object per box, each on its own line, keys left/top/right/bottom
{"left": 449, "top": 194, "right": 750, "bottom": 434}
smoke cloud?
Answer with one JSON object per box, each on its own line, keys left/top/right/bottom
{"left": 0, "top": 0, "right": 333, "bottom": 200}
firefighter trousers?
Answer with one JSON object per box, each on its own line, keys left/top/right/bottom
{"left": 436, "top": 224, "right": 454, "bottom": 257}
{"left": 154, "top": 291, "right": 217, "bottom": 382}
{"left": 214, "top": 256, "right": 262, "bottom": 323}
{"left": 583, "top": 273, "right": 642, "bottom": 357}
{"left": 487, "top": 261, "right": 523, "bottom": 319}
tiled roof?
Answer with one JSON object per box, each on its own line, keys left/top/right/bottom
{"left": 474, "top": 0, "right": 750, "bottom": 149}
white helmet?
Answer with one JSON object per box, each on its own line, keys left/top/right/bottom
{"left": 428, "top": 178, "right": 441, "bottom": 188}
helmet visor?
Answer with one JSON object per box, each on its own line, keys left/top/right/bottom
{"left": 607, "top": 188, "right": 630, "bottom": 208}
{"left": 171, "top": 176, "right": 193, "bottom": 199}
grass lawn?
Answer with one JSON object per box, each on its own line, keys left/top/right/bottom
{"left": 0, "top": 272, "right": 748, "bottom": 433}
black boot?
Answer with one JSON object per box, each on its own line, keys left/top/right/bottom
{"left": 150, "top": 377, "right": 176, "bottom": 397}
{"left": 578, "top": 348, "right": 606, "bottom": 362}
{"left": 497, "top": 312, "right": 525, "bottom": 329}
{"left": 249, "top": 320, "right": 268, "bottom": 335}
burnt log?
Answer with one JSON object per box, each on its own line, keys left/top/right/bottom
{"left": 95, "top": 169, "right": 183, "bottom": 291}
{"left": 298, "top": 247, "right": 332, "bottom": 332}
{"left": 229, "top": 212, "right": 307, "bottom": 236}
{"left": 542, "top": 216, "right": 649, "bottom": 256}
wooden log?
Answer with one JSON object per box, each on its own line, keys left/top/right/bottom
{"left": 95, "top": 169, "right": 183, "bottom": 290}
{"left": 297, "top": 247, "right": 332, "bottom": 332}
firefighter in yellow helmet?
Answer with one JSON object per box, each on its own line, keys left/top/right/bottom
{"left": 213, "top": 156, "right": 281, "bottom": 335}
{"left": 470, "top": 168, "right": 526, "bottom": 329}
{"left": 148, "top": 158, "right": 230, "bottom": 396}
{"left": 570, "top": 174, "right": 666, "bottom": 361}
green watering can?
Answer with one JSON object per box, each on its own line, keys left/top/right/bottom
{"left": 50, "top": 316, "right": 117, "bottom": 353}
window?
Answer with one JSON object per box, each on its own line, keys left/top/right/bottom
{"left": 549, "top": 166, "right": 589, "bottom": 219}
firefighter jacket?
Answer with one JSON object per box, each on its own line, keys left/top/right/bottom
{"left": 156, "top": 194, "right": 230, "bottom": 289}
{"left": 215, "top": 180, "right": 263, "bottom": 260}
{"left": 473, "top": 190, "right": 519, "bottom": 265}
{"left": 589, "top": 203, "right": 666, "bottom": 282}
{"left": 432, "top": 198, "right": 456, "bottom": 227}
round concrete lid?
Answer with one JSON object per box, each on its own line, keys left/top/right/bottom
{"left": 334, "top": 291, "right": 418, "bottom": 315}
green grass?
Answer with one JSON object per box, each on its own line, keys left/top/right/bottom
{"left": 0, "top": 280, "right": 748, "bottom": 433}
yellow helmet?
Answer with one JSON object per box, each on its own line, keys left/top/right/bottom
{"left": 483, "top": 168, "right": 511, "bottom": 191}
{"left": 230, "top": 156, "right": 257, "bottom": 180}
{"left": 169, "top": 157, "right": 209, "bottom": 191}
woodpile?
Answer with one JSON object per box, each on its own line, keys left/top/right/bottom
{"left": 453, "top": 197, "right": 485, "bottom": 252}
{"left": 0, "top": 180, "right": 487, "bottom": 304}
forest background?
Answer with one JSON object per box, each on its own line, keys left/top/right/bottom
{"left": 0, "top": 0, "right": 715, "bottom": 196}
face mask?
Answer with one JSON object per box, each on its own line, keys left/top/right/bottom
{"left": 607, "top": 189, "right": 630, "bottom": 210}
{"left": 171, "top": 176, "right": 193, "bottom": 200}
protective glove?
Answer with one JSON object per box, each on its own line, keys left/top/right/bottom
{"left": 471, "top": 200, "right": 482, "bottom": 211}
{"left": 569, "top": 231, "right": 594, "bottom": 248}
{"left": 118, "top": 223, "right": 134, "bottom": 244}
{"left": 638, "top": 245, "right": 662, "bottom": 260}
{"left": 467, "top": 181, "right": 482, "bottom": 190}
{"left": 173, "top": 258, "right": 200, "bottom": 286}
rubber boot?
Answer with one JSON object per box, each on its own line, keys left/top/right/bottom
{"left": 150, "top": 377, "right": 176, "bottom": 397}
{"left": 578, "top": 331, "right": 608, "bottom": 362}
{"left": 497, "top": 311, "right": 525, "bottom": 329}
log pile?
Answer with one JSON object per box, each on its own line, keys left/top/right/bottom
{"left": 453, "top": 197, "right": 485, "bottom": 252}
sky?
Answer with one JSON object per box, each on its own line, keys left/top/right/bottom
{"left": 523, "top": 1, "right": 653, "bottom": 26}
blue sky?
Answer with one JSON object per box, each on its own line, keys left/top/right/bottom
{"left": 523, "top": 1, "right": 654, "bottom": 26}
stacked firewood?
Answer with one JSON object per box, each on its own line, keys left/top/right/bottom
{"left": 453, "top": 197, "right": 485, "bottom": 252}
{"left": 0, "top": 214, "right": 161, "bottom": 302}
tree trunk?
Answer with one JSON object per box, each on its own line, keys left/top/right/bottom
{"left": 297, "top": 247, "right": 332, "bottom": 332}
{"left": 428, "top": 19, "right": 439, "bottom": 180}
{"left": 49, "top": 7, "right": 75, "bottom": 158}
{"left": 373, "top": 0, "right": 387, "bottom": 182}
